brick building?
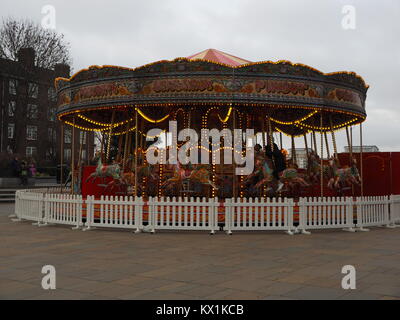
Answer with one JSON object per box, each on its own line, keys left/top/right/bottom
{"left": 0, "top": 48, "right": 94, "bottom": 170}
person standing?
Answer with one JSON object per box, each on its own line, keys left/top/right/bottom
{"left": 266, "top": 142, "right": 286, "bottom": 191}
{"left": 10, "top": 156, "right": 21, "bottom": 178}
{"left": 20, "top": 161, "right": 28, "bottom": 186}
{"left": 29, "top": 163, "right": 37, "bottom": 177}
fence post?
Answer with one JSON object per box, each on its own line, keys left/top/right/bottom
{"left": 286, "top": 198, "right": 294, "bottom": 235}
{"left": 10, "top": 190, "right": 20, "bottom": 220}
{"left": 133, "top": 196, "right": 142, "bottom": 233}
{"left": 71, "top": 195, "right": 83, "bottom": 230}
{"left": 209, "top": 197, "right": 217, "bottom": 235}
{"left": 388, "top": 195, "right": 399, "bottom": 227}
{"left": 384, "top": 195, "right": 396, "bottom": 228}
{"left": 32, "top": 193, "right": 44, "bottom": 226}
{"left": 146, "top": 197, "right": 156, "bottom": 233}
{"left": 356, "top": 196, "right": 369, "bottom": 232}
{"left": 225, "top": 198, "right": 232, "bottom": 235}
{"left": 298, "top": 198, "right": 311, "bottom": 235}
{"left": 83, "top": 196, "right": 93, "bottom": 231}
{"left": 342, "top": 197, "right": 356, "bottom": 232}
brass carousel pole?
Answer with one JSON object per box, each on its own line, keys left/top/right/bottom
{"left": 360, "top": 122, "right": 364, "bottom": 197}
{"left": 346, "top": 126, "right": 353, "bottom": 162}
{"left": 77, "top": 130, "right": 84, "bottom": 195}
{"left": 262, "top": 113, "right": 266, "bottom": 148}
{"left": 303, "top": 132, "right": 309, "bottom": 156}
{"left": 320, "top": 113, "right": 324, "bottom": 198}
{"left": 71, "top": 117, "right": 76, "bottom": 195}
{"left": 330, "top": 116, "right": 338, "bottom": 162}
{"left": 233, "top": 106, "right": 236, "bottom": 200}
{"left": 117, "top": 131, "right": 124, "bottom": 163}
{"left": 106, "top": 109, "right": 116, "bottom": 163}
{"left": 122, "top": 121, "right": 130, "bottom": 173}
{"left": 312, "top": 130, "right": 318, "bottom": 154}
{"left": 291, "top": 135, "right": 296, "bottom": 164}
{"left": 100, "top": 132, "right": 104, "bottom": 163}
{"left": 324, "top": 132, "right": 330, "bottom": 159}
{"left": 60, "top": 123, "right": 64, "bottom": 193}
{"left": 134, "top": 108, "right": 138, "bottom": 197}
{"left": 261, "top": 113, "right": 266, "bottom": 198}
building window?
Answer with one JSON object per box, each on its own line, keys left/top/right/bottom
{"left": 8, "top": 124, "right": 15, "bottom": 139}
{"left": 27, "top": 104, "right": 38, "bottom": 119}
{"left": 26, "top": 146, "right": 37, "bottom": 157}
{"left": 82, "top": 150, "right": 87, "bottom": 161}
{"left": 80, "top": 131, "right": 87, "bottom": 144}
{"left": 28, "top": 82, "right": 39, "bottom": 98}
{"left": 64, "top": 148, "right": 71, "bottom": 161}
{"left": 48, "top": 128, "right": 57, "bottom": 142}
{"left": 48, "top": 87, "right": 56, "bottom": 101}
{"left": 8, "top": 101, "right": 16, "bottom": 117}
{"left": 48, "top": 107, "right": 56, "bottom": 121}
{"left": 64, "top": 128, "right": 72, "bottom": 143}
{"left": 9, "top": 79, "right": 18, "bottom": 95}
{"left": 26, "top": 125, "right": 38, "bottom": 140}
{"left": 46, "top": 148, "right": 55, "bottom": 160}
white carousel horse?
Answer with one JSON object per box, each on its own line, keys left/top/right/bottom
{"left": 327, "top": 157, "right": 361, "bottom": 191}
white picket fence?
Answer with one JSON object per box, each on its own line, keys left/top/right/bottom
{"left": 84, "top": 195, "right": 143, "bottom": 232}
{"left": 44, "top": 193, "right": 84, "bottom": 229}
{"left": 390, "top": 195, "right": 400, "bottom": 226}
{"left": 14, "top": 190, "right": 44, "bottom": 224}
{"left": 12, "top": 189, "right": 400, "bottom": 234}
{"left": 355, "top": 196, "right": 391, "bottom": 230}
{"left": 297, "top": 197, "right": 355, "bottom": 234}
{"left": 147, "top": 197, "right": 219, "bottom": 234}
{"left": 224, "top": 197, "right": 295, "bottom": 235}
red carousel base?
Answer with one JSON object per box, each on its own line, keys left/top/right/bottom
{"left": 80, "top": 152, "right": 400, "bottom": 200}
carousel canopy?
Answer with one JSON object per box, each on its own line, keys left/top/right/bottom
{"left": 55, "top": 49, "right": 368, "bottom": 136}
{"left": 187, "top": 48, "right": 252, "bottom": 66}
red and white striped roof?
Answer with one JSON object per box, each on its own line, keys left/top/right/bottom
{"left": 187, "top": 48, "right": 252, "bottom": 67}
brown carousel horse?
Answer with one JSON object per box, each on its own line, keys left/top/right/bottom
{"left": 162, "top": 162, "right": 218, "bottom": 193}
{"left": 161, "top": 162, "right": 189, "bottom": 193}
{"left": 188, "top": 164, "right": 219, "bottom": 190}
{"left": 327, "top": 157, "right": 361, "bottom": 191}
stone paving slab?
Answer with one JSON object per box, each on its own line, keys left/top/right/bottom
{"left": 1, "top": 204, "right": 400, "bottom": 300}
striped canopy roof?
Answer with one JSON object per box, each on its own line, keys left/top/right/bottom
{"left": 187, "top": 48, "right": 252, "bottom": 66}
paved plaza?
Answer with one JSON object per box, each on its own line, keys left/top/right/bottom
{"left": 1, "top": 203, "right": 399, "bottom": 300}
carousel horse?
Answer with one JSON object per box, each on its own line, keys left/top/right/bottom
{"left": 327, "top": 157, "right": 361, "bottom": 191}
{"left": 306, "top": 150, "right": 332, "bottom": 184}
{"left": 86, "top": 159, "right": 121, "bottom": 183}
{"left": 104, "top": 170, "right": 136, "bottom": 193}
{"left": 105, "top": 163, "right": 158, "bottom": 193}
{"left": 279, "top": 160, "right": 310, "bottom": 192}
{"left": 242, "top": 155, "right": 276, "bottom": 192}
{"left": 161, "top": 162, "right": 189, "bottom": 193}
{"left": 188, "top": 164, "right": 219, "bottom": 190}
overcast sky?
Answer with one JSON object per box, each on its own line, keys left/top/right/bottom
{"left": 1, "top": 0, "right": 399, "bottom": 152}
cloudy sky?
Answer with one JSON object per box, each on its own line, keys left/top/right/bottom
{"left": 2, "top": 0, "right": 399, "bottom": 152}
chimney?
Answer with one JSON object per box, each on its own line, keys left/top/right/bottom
{"left": 17, "top": 48, "right": 35, "bottom": 69}
{"left": 54, "top": 63, "right": 71, "bottom": 78}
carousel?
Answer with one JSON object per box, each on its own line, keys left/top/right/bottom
{"left": 55, "top": 48, "right": 368, "bottom": 200}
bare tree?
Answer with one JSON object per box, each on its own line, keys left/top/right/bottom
{"left": 0, "top": 17, "right": 72, "bottom": 69}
